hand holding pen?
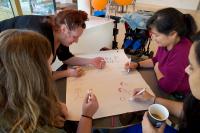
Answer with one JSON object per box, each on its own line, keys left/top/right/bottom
{"left": 130, "top": 88, "right": 155, "bottom": 104}
{"left": 124, "top": 60, "right": 138, "bottom": 72}
{"left": 67, "top": 66, "right": 84, "bottom": 77}
{"left": 82, "top": 89, "right": 99, "bottom": 118}
{"left": 91, "top": 57, "right": 106, "bottom": 69}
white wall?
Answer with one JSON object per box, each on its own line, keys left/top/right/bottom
{"left": 136, "top": 0, "right": 200, "bottom": 10}
{"left": 56, "top": 0, "right": 72, "bottom": 3}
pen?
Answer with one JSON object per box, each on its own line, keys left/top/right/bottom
{"left": 136, "top": 88, "right": 146, "bottom": 95}
{"left": 88, "top": 89, "right": 92, "bottom": 102}
{"left": 127, "top": 58, "right": 131, "bottom": 73}
{"left": 129, "top": 88, "right": 146, "bottom": 101}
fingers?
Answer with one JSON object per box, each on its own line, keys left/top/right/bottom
{"left": 143, "top": 111, "right": 148, "bottom": 119}
{"left": 82, "top": 91, "right": 99, "bottom": 117}
{"left": 124, "top": 62, "right": 129, "bottom": 69}
{"left": 90, "top": 93, "right": 98, "bottom": 104}
{"left": 75, "top": 67, "right": 84, "bottom": 77}
{"left": 133, "top": 88, "right": 144, "bottom": 96}
{"left": 93, "top": 57, "right": 106, "bottom": 69}
{"left": 84, "top": 91, "right": 91, "bottom": 104}
{"left": 100, "top": 60, "right": 106, "bottom": 69}
{"left": 68, "top": 67, "right": 84, "bottom": 77}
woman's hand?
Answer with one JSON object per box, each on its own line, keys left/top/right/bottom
{"left": 67, "top": 66, "right": 84, "bottom": 77}
{"left": 124, "top": 62, "right": 138, "bottom": 71}
{"left": 133, "top": 88, "right": 155, "bottom": 104}
{"left": 54, "top": 102, "right": 68, "bottom": 128}
{"left": 82, "top": 92, "right": 99, "bottom": 118}
{"left": 91, "top": 57, "right": 106, "bottom": 69}
{"left": 142, "top": 112, "right": 165, "bottom": 133}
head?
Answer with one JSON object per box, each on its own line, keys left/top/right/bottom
{"left": 147, "top": 7, "right": 197, "bottom": 47}
{"left": 179, "top": 32, "right": 200, "bottom": 131}
{"left": 53, "top": 9, "right": 88, "bottom": 46}
{"left": 185, "top": 32, "right": 200, "bottom": 100}
{"left": 0, "top": 29, "right": 59, "bottom": 131}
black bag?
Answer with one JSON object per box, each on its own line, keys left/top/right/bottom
{"left": 122, "top": 24, "right": 153, "bottom": 58}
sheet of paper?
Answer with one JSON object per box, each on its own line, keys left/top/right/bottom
{"left": 66, "top": 49, "right": 154, "bottom": 121}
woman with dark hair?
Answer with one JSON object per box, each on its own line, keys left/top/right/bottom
{"left": 0, "top": 29, "right": 99, "bottom": 132}
{"left": 125, "top": 7, "right": 197, "bottom": 98}
{"left": 0, "top": 9, "right": 106, "bottom": 80}
{"left": 121, "top": 32, "right": 200, "bottom": 133}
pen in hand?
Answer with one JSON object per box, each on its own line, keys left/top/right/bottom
{"left": 135, "top": 88, "right": 146, "bottom": 96}
{"left": 129, "top": 88, "right": 146, "bottom": 101}
{"left": 88, "top": 89, "right": 93, "bottom": 103}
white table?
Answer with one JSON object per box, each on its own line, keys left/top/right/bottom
{"left": 69, "top": 16, "right": 114, "bottom": 54}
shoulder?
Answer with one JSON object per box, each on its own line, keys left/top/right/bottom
{"left": 176, "top": 37, "right": 192, "bottom": 50}
{"left": 169, "top": 37, "right": 191, "bottom": 62}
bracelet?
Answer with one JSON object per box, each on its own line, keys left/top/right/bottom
{"left": 153, "top": 96, "right": 156, "bottom": 104}
{"left": 137, "top": 62, "right": 141, "bottom": 68}
{"left": 81, "top": 115, "right": 93, "bottom": 120}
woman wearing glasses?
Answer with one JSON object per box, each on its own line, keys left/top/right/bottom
{"left": 0, "top": 9, "right": 106, "bottom": 80}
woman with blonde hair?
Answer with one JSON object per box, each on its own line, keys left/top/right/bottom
{"left": 0, "top": 29, "right": 98, "bottom": 132}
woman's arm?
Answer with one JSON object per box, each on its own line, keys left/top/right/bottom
{"left": 124, "top": 58, "right": 154, "bottom": 70}
{"left": 154, "top": 97, "right": 183, "bottom": 118}
{"left": 77, "top": 93, "right": 99, "bottom": 133}
{"left": 52, "top": 67, "right": 83, "bottom": 80}
{"left": 77, "top": 116, "right": 92, "bottom": 133}
{"left": 133, "top": 88, "right": 183, "bottom": 118}
{"left": 64, "top": 56, "right": 106, "bottom": 69}
{"left": 139, "top": 58, "right": 154, "bottom": 68}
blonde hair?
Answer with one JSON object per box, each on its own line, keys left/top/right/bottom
{"left": 0, "top": 29, "right": 59, "bottom": 132}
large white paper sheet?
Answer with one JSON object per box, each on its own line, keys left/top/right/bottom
{"left": 66, "top": 50, "right": 154, "bottom": 121}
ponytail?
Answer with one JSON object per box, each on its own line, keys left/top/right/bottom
{"left": 183, "top": 14, "right": 197, "bottom": 39}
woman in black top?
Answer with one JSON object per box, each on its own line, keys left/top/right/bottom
{"left": 0, "top": 9, "right": 106, "bottom": 80}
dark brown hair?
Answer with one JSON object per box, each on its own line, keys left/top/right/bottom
{"left": 147, "top": 7, "right": 197, "bottom": 39}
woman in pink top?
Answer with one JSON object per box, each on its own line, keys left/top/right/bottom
{"left": 125, "top": 8, "right": 197, "bottom": 98}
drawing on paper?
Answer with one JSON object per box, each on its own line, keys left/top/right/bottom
{"left": 118, "top": 81, "right": 132, "bottom": 102}
{"left": 104, "top": 55, "right": 119, "bottom": 63}
{"left": 73, "top": 87, "right": 85, "bottom": 100}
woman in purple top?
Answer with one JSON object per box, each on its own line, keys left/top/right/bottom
{"left": 125, "top": 8, "right": 197, "bottom": 97}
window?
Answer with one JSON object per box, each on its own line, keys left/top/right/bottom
{"left": 0, "top": 0, "right": 14, "bottom": 20}
{"left": 20, "top": 0, "right": 55, "bottom": 15}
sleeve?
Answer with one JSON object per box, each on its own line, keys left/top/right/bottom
{"left": 56, "top": 44, "right": 74, "bottom": 61}
{"left": 158, "top": 53, "right": 188, "bottom": 93}
{"left": 151, "top": 48, "right": 160, "bottom": 65}
{"left": 0, "top": 17, "right": 16, "bottom": 32}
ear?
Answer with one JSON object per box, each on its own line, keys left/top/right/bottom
{"left": 60, "top": 24, "right": 67, "bottom": 33}
{"left": 169, "top": 31, "right": 178, "bottom": 38}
